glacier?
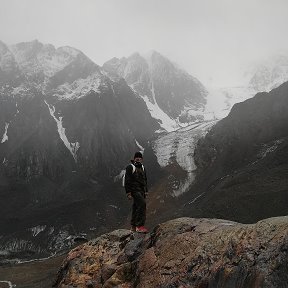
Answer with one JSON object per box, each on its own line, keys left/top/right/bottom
{"left": 153, "top": 120, "right": 217, "bottom": 196}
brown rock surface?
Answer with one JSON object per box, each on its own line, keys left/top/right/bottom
{"left": 54, "top": 216, "right": 288, "bottom": 287}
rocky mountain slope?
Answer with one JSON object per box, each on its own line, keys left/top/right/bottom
{"left": 54, "top": 216, "right": 288, "bottom": 288}
{"left": 0, "top": 40, "right": 161, "bottom": 261}
{"left": 181, "top": 81, "right": 288, "bottom": 223}
{"left": 103, "top": 51, "right": 208, "bottom": 131}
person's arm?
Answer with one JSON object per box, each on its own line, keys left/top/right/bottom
{"left": 144, "top": 168, "right": 148, "bottom": 195}
{"left": 124, "top": 165, "right": 134, "bottom": 196}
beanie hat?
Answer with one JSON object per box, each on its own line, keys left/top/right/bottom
{"left": 134, "top": 151, "right": 143, "bottom": 159}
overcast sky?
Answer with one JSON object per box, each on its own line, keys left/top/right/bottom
{"left": 1, "top": 0, "right": 288, "bottom": 86}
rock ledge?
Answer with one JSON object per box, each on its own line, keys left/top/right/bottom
{"left": 54, "top": 216, "right": 288, "bottom": 287}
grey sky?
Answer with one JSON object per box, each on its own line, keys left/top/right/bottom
{"left": 1, "top": 0, "right": 288, "bottom": 86}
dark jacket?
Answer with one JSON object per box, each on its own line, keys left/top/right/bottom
{"left": 124, "top": 162, "right": 148, "bottom": 195}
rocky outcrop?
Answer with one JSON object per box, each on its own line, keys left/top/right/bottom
{"left": 54, "top": 216, "right": 288, "bottom": 288}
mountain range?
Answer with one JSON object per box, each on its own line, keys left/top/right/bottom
{"left": 0, "top": 39, "right": 288, "bottom": 264}
{"left": 0, "top": 40, "right": 210, "bottom": 261}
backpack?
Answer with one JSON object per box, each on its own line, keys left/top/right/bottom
{"left": 122, "top": 163, "right": 144, "bottom": 187}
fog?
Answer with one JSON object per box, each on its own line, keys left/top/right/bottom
{"left": 1, "top": 0, "right": 288, "bottom": 87}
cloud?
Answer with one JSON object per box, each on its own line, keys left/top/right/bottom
{"left": 1, "top": 0, "right": 288, "bottom": 87}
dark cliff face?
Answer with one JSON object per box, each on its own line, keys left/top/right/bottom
{"left": 183, "top": 82, "right": 288, "bottom": 223}
{"left": 103, "top": 51, "right": 207, "bottom": 123}
{"left": 0, "top": 41, "right": 160, "bottom": 260}
{"left": 48, "top": 53, "right": 100, "bottom": 88}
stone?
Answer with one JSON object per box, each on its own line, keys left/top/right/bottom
{"left": 101, "top": 264, "right": 117, "bottom": 283}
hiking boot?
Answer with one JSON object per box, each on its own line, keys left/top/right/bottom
{"left": 136, "top": 226, "right": 148, "bottom": 233}
{"left": 130, "top": 226, "right": 136, "bottom": 232}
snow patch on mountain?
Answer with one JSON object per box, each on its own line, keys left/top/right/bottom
{"left": 1, "top": 123, "right": 9, "bottom": 143}
{"left": 135, "top": 139, "right": 145, "bottom": 153}
{"left": 187, "top": 192, "right": 205, "bottom": 205}
{"left": 141, "top": 80, "right": 179, "bottom": 132}
{"left": 48, "top": 226, "right": 55, "bottom": 235}
{"left": 113, "top": 169, "right": 126, "bottom": 184}
{"left": 44, "top": 100, "right": 80, "bottom": 161}
{"left": 204, "top": 86, "right": 256, "bottom": 120}
{"left": 53, "top": 73, "right": 102, "bottom": 100}
{"left": 0, "top": 281, "right": 14, "bottom": 288}
{"left": 30, "top": 225, "right": 47, "bottom": 237}
{"left": 15, "top": 102, "right": 19, "bottom": 114}
{"left": 0, "top": 239, "right": 40, "bottom": 254}
{"left": 258, "top": 139, "right": 284, "bottom": 159}
{"left": 173, "top": 173, "right": 196, "bottom": 197}
{"left": 142, "top": 95, "right": 178, "bottom": 132}
{"left": 11, "top": 85, "right": 27, "bottom": 96}
{"left": 153, "top": 120, "right": 217, "bottom": 196}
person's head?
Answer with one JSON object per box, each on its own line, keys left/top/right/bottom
{"left": 134, "top": 151, "right": 143, "bottom": 163}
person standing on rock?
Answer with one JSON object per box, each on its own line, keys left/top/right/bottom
{"left": 124, "top": 151, "right": 148, "bottom": 233}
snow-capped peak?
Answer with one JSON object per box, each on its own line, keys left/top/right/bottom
{"left": 9, "top": 40, "right": 82, "bottom": 77}
{"left": 246, "top": 54, "right": 288, "bottom": 92}
{"left": 103, "top": 50, "right": 207, "bottom": 132}
{"left": 52, "top": 72, "right": 103, "bottom": 100}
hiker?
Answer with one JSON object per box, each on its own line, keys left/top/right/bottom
{"left": 124, "top": 151, "right": 148, "bottom": 233}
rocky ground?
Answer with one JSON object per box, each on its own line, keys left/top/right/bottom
{"left": 54, "top": 216, "right": 288, "bottom": 288}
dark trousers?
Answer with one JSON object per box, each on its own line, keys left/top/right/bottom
{"left": 131, "top": 191, "right": 146, "bottom": 227}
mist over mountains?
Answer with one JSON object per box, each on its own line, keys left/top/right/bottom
{"left": 205, "top": 53, "right": 288, "bottom": 120}
{"left": 0, "top": 39, "right": 288, "bottom": 265}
